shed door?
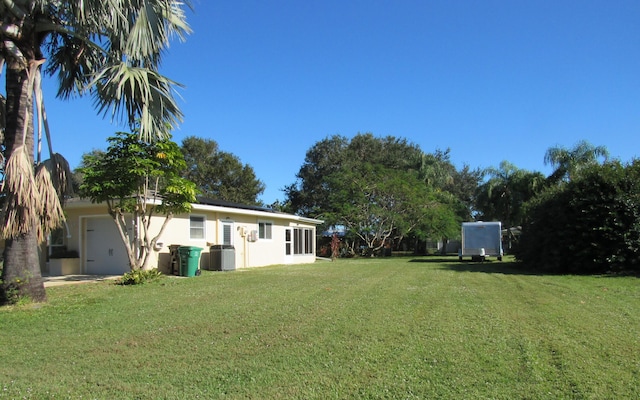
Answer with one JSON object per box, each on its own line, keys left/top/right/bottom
{"left": 85, "top": 217, "right": 130, "bottom": 275}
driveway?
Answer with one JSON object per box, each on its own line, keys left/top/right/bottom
{"left": 43, "top": 275, "right": 120, "bottom": 287}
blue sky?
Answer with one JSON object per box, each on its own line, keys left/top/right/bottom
{"left": 37, "top": 0, "right": 640, "bottom": 204}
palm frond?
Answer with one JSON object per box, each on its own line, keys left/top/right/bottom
{"left": 1, "top": 146, "right": 42, "bottom": 239}
{"left": 45, "top": 33, "right": 104, "bottom": 100}
{"left": 115, "top": 1, "right": 192, "bottom": 64}
{"left": 90, "top": 63, "right": 183, "bottom": 140}
{"left": 35, "top": 163, "right": 66, "bottom": 242}
{"left": 36, "top": 0, "right": 191, "bottom": 141}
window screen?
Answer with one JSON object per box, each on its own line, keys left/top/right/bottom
{"left": 259, "top": 222, "right": 272, "bottom": 239}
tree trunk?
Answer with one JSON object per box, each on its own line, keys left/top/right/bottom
{"left": 2, "top": 232, "right": 46, "bottom": 303}
{"left": 1, "top": 65, "right": 47, "bottom": 304}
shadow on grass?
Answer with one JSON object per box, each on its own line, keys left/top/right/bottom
{"left": 408, "top": 257, "right": 461, "bottom": 264}
{"left": 408, "top": 256, "right": 639, "bottom": 277}
{"left": 409, "top": 257, "right": 542, "bottom": 276}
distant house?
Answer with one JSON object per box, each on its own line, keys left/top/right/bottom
{"left": 45, "top": 197, "right": 323, "bottom": 276}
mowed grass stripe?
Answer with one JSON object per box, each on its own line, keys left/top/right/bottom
{"left": 0, "top": 257, "right": 638, "bottom": 399}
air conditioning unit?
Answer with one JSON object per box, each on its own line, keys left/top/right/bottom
{"left": 248, "top": 230, "right": 258, "bottom": 242}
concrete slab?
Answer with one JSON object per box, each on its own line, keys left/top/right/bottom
{"left": 43, "top": 275, "right": 120, "bottom": 287}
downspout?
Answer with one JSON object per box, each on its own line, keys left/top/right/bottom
{"left": 215, "top": 212, "right": 219, "bottom": 243}
{"left": 238, "top": 226, "right": 248, "bottom": 268}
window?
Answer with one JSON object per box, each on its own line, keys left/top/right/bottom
{"left": 258, "top": 221, "right": 272, "bottom": 240}
{"left": 48, "top": 227, "right": 66, "bottom": 257}
{"left": 305, "top": 229, "right": 313, "bottom": 254}
{"left": 293, "top": 228, "right": 314, "bottom": 255}
{"left": 49, "top": 227, "right": 65, "bottom": 247}
{"left": 222, "top": 221, "right": 233, "bottom": 246}
{"left": 190, "top": 216, "right": 205, "bottom": 239}
{"left": 285, "top": 229, "right": 292, "bottom": 255}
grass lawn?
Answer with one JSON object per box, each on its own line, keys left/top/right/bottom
{"left": 1, "top": 256, "right": 638, "bottom": 399}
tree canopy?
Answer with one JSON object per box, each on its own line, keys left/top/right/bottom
{"left": 286, "top": 133, "right": 424, "bottom": 218}
{"left": 286, "top": 133, "right": 461, "bottom": 254}
{"left": 180, "top": 136, "right": 265, "bottom": 205}
{"left": 284, "top": 135, "right": 350, "bottom": 217}
{"left": 417, "top": 148, "right": 484, "bottom": 221}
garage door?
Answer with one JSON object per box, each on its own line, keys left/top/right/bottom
{"left": 85, "top": 217, "right": 130, "bottom": 275}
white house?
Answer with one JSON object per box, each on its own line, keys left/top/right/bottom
{"left": 46, "top": 198, "right": 323, "bottom": 276}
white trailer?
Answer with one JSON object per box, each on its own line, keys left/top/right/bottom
{"left": 459, "top": 222, "right": 503, "bottom": 261}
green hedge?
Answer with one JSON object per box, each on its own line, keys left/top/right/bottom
{"left": 517, "top": 160, "right": 640, "bottom": 274}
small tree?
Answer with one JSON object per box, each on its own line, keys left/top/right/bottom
{"left": 80, "top": 132, "right": 197, "bottom": 271}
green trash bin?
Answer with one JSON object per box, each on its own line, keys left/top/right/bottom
{"left": 178, "top": 246, "right": 203, "bottom": 277}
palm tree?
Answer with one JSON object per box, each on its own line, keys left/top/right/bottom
{"left": 418, "top": 149, "right": 455, "bottom": 190}
{"left": 544, "top": 140, "right": 609, "bottom": 183}
{"left": 1, "top": 1, "right": 191, "bottom": 304}
{"left": 476, "top": 161, "right": 545, "bottom": 230}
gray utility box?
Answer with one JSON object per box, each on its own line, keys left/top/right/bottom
{"left": 209, "top": 245, "right": 236, "bottom": 271}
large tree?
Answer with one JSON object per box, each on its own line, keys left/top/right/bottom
{"left": 326, "top": 163, "right": 446, "bottom": 255}
{"left": 286, "top": 133, "right": 460, "bottom": 254}
{"left": 79, "top": 132, "right": 196, "bottom": 271}
{"left": 285, "top": 133, "right": 423, "bottom": 219}
{"left": 417, "top": 148, "right": 484, "bottom": 221}
{"left": 284, "top": 135, "right": 351, "bottom": 217}
{"left": 447, "top": 164, "right": 485, "bottom": 221}
{"left": 0, "top": 1, "right": 190, "bottom": 304}
{"left": 181, "top": 136, "right": 265, "bottom": 205}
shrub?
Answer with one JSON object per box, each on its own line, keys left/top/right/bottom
{"left": 0, "top": 275, "right": 33, "bottom": 306}
{"left": 517, "top": 160, "right": 640, "bottom": 274}
{"left": 119, "top": 269, "right": 163, "bottom": 285}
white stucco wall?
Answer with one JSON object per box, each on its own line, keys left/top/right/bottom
{"left": 151, "top": 208, "right": 319, "bottom": 270}
{"left": 61, "top": 199, "right": 321, "bottom": 274}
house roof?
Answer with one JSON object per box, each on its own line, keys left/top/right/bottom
{"left": 196, "top": 197, "right": 275, "bottom": 213}
{"left": 64, "top": 197, "right": 323, "bottom": 225}
{"left": 192, "top": 197, "right": 323, "bottom": 225}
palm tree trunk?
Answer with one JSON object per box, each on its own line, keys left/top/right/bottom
{"left": 2, "top": 232, "right": 45, "bottom": 303}
{"left": 1, "top": 65, "right": 47, "bottom": 304}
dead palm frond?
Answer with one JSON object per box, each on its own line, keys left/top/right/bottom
{"left": 42, "top": 153, "right": 74, "bottom": 201}
{"left": 1, "top": 146, "right": 42, "bottom": 239}
{"left": 35, "top": 162, "right": 65, "bottom": 241}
